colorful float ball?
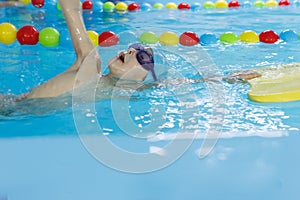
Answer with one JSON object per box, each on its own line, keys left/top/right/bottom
{"left": 56, "top": 2, "right": 61, "bottom": 10}
{"left": 294, "top": 0, "right": 300, "bottom": 6}
{"left": 179, "top": 31, "right": 199, "bottom": 46}
{"left": 242, "top": 1, "right": 252, "bottom": 7}
{"left": 98, "top": 31, "right": 119, "bottom": 46}
{"left": 178, "top": 2, "right": 190, "bottom": 9}
{"left": 279, "top": 29, "right": 299, "bottom": 42}
{"left": 140, "top": 3, "right": 152, "bottom": 11}
{"left": 31, "top": 0, "right": 44, "bottom": 8}
{"left": 17, "top": 25, "right": 39, "bottom": 45}
{"left": 103, "top": 1, "right": 115, "bottom": 12}
{"left": 139, "top": 31, "right": 159, "bottom": 44}
{"left": 153, "top": 3, "right": 164, "bottom": 9}
{"left": 82, "top": 0, "right": 93, "bottom": 9}
{"left": 159, "top": 31, "right": 179, "bottom": 45}
{"left": 87, "top": 30, "right": 99, "bottom": 46}
{"left": 228, "top": 0, "right": 241, "bottom": 7}
{"left": 215, "top": 0, "right": 228, "bottom": 8}
{"left": 93, "top": 1, "right": 103, "bottom": 11}
{"left": 128, "top": 3, "right": 140, "bottom": 11}
{"left": 265, "top": 0, "right": 278, "bottom": 7}
{"left": 115, "top": 2, "right": 128, "bottom": 11}
{"left": 118, "top": 31, "right": 137, "bottom": 45}
{"left": 39, "top": 27, "right": 60, "bottom": 47}
{"left": 190, "top": 2, "right": 202, "bottom": 10}
{"left": 219, "top": 32, "right": 239, "bottom": 44}
{"left": 239, "top": 30, "right": 259, "bottom": 43}
{"left": 200, "top": 33, "right": 218, "bottom": 45}
{"left": 253, "top": 0, "right": 265, "bottom": 7}
{"left": 19, "top": 0, "right": 31, "bottom": 5}
{"left": 0, "top": 23, "right": 17, "bottom": 45}
{"left": 203, "top": 1, "right": 216, "bottom": 8}
{"left": 278, "top": 0, "right": 290, "bottom": 5}
{"left": 166, "top": 2, "right": 177, "bottom": 9}
{"left": 259, "top": 30, "right": 279, "bottom": 43}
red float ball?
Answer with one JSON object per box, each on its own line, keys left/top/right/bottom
{"left": 82, "top": 0, "right": 93, "bottom": 9}
{"left": 98, "top": 31, "right": 119, "bottom": 47}
{"left": 259, "top": 30, "right": 280, "bottom": 44}
{"left": 228, "top": 0, "right": 241, "bottom": 7}
{"left": 278, "top": 0, "right": 290, "bottom": 6}
{"left": 128, "top": 3, "right": 140, "bottom": 11}
{"left": 179, "top": 31, "right": 199, "bottom": 46}
{"left": 178, "top": 2, "right": 190, "bottom": 9}
{"left": 17, "top": 25, "right": 39, "bottom": 45}
{"left": 31, "top": 0, "right": 44, "bottom": 8}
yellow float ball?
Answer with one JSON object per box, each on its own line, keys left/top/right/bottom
{"left": 19, "top": 0, "right": 31, "bottom": 5}
{"left": 240, "top": 30, "right": 259, "bottom": 43}
{"left": 166, "top": 2, "right": 177, "bottom": 9}
{"left": 87, "top": 30, "right": 99, "bottom": 46}
{"left": 215, "top": 0, "right": 228, "bottom": 8}
{"left": 115, "top": 2, "right": 128, "bottom": 11}
{"left": 265, "top": 0, "right": 278, "bottom": 6}
{"left": 0, "top": 23, "right": 17, "bottom": 45}
{"left": 159, "top": 31, "right": 179, "bottom": 46}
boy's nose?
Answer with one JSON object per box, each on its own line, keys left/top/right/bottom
{"left": 127, "top": 48, "right": 136, "bottom": 55}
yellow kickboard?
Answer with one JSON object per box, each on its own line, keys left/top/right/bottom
{"left": 248, "top": 63, "right": 300, "bottom": 103}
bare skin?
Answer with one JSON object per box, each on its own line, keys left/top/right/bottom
{"left": 0, "top": 1, "right": 23, "bottom": 7}
{"left": 24, "top": 0, "right": 150, "bottom": 99}
{"left": 25, "top": 0, "right": 101, "bottom": 98}
{"left": 1, "top": 0, "right": 262, "bottom": 103}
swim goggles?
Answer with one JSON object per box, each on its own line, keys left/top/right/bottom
{"left": 129, "top": 43, "right": 157, "bottom": 81}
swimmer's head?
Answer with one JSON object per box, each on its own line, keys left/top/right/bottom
{"left": 108, "top": 43, "right": 157, "bottom": 82}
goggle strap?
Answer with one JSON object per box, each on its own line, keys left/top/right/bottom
{"left": 149, "top": 69, "right": 157, "bottom": 81}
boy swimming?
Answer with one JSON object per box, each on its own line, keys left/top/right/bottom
{"left": 0, "top": 0, "right": 299, "bottom": 116}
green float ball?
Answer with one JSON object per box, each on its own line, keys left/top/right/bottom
{"left": 39, "top": 27, "right": 60, "bottom": 47}
{"left": 203, "top": 1, "right": 216, "bottom": 8}
{"left": 219, "top": 32, "right": 239, "bottom": 44}
{"left": 139, "top": 31, "right": 159, "bottom": 44}
{"left": 253, "top": 0, "right": 265, "bottom": 7}
{"left": 56, "top": 2, "right": 61, "bottom": 10}
{"left": 103, "top": 1, "right": 115, "bottom": 12}
{"left": 153, "top": 3, "right": 164, "bottom": 9}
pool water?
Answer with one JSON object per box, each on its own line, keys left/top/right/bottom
{"left": 1, "top": 1, "right": 300, "bottom": 200}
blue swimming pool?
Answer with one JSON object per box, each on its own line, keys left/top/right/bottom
{"left": 1, "top": 1, "right": 300, "bottom": 199}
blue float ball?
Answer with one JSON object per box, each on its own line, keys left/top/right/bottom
{"left": 200, "top": 33, "right": 218, "bottom": 46}
{"left": 279, "top": 29, "right": 299, "bottom": 42}
{"left": 93, "top": 1, "right": 103, "bottom": 11}
{"left": 118, "top": 31, "right": 138, "bottom": 44}
{"left": 242, "top": 1, "right": 252, "bottom": 7}
{"left": 293, "top": 0, "right": 300, "bottom": 6}
{"left": 190, "top": 2, "right": 202, "bottom": 11}
{"left": 140, "top": 3, "right": 152, "bottom": 11}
